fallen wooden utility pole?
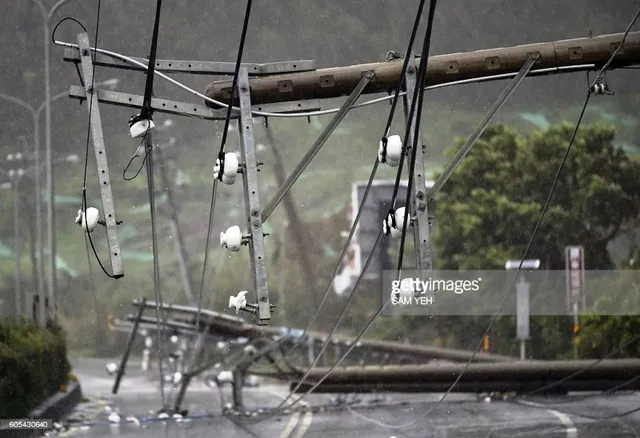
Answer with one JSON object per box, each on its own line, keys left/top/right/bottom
{"left": 205, "top": 31, "right": 640, "bottom": 106}
{"left": 292, "top": 359, "right": 640, "bottom": 383}
{"left": 292, "top": 378, "right": 640, "bottom": 394}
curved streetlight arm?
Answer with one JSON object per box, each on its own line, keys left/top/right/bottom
{"left": 49, "top": 0, "right": 76, "bottom": 20}
{"left": 31, "top": 0, "right": 47, "bottom": 21}
{"left": 36, "top": 79, "right": 120, "bottom": 116}
{"left": 36, "top": 90, "right": 70, "bottom": 118}
{"left": 30, "top": 0, "right": 77, "bottom": 23}
{"left": 0, "top": 93, "right": 36, "bottom": 119}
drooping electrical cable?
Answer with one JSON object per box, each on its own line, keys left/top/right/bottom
{"left": 395, "top": 0, "right": 437, "bottom": 275}
{"left": 273, "top": 0, "right": 439, "bottom": 413}
{"left": 336, "top": 44, "right": 624, "bottom": 436}
{"left": 277, "top": 231, "right": 383, "bottom": 409}
{"left": 280, "top": 0, "right": 428, "bottom": 362}
{"left": 84, "top": 231, "right": 101, "bottom": 330}
{"left": 74, "top": 0, "right": 118, "bottom": 280}
{"left": 299, "top": 7, "right": 640, "bottom": 432}
{"left": 344, "top": 83, "right": 592, "bottom": 434}
{"left": 518, "top": 333, "right": 640, "bottom": 400}
{"left": 132, "top": 0, "right": 169, "bottom": 410}
{"left": 55, "top": 11, "right": 104, "bottom": 335}
{"left": 193, "top": 0, "right": 253, "bottom": 335}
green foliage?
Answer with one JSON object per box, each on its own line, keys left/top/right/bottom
{"left": 382, "top": 122, "right": 640, "bottom": 358}
{"left": 576, "top": 316, "right": 640, "bottom": 359}
{"left": 0, "top": 320, "right": 71, "bottom": 418}
{"left": 435, "top": 122, "right": 640, "bottom": 270}
{"left": 576, "top": 262, "right": 640, "bottom": 358}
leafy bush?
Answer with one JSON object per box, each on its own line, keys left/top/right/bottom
{"left": 0, "top": 319, "right": 71, "bottom": 418}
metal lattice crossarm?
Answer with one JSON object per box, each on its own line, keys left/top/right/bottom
{"left": 204, "top": 31, "right": 640, "bottom": 106}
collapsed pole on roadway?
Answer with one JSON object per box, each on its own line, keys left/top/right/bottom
{"left": 129, "top": 299, "right": 516, "bottom": 362}
{"left": 290, "top": 359, "right": 640, "bottom": 385}
{"left": 205, "top": 31, "right": 640, "bottom": 106}
{"left": 292, "top": 378, "right": 640, "bottom": 394}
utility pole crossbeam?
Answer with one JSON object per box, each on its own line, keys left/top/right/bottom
{"left": 77, "top": 33, "right": 124, "bottom": 279}
{"left": 237, "top": 67, "right": 271, "bottom": 325}
{"left": 63, "top": 48, "right": 316, "bottom": 76}
{"left": 204, "top": 31, "right": 640, "bottom": 106}
{"left": 402, "top": 56, "right": 432, "bottom": 274}
{"left": 67, "top": 86, "right": 322, "bottom": 121}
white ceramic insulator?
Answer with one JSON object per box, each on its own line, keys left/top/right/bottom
{"left": 378, "top": 135, "right": 402, "bottom": 167}
{"left": 220, "top": 225, "right": 243, "bottom": 251}
{"left": 229, "top": 291, "right": 248, "bottom": 313}
{"left": 398, "top": 278, "right": 415, "bottom": 298}
{"left": 214, "top": 152, "right": 239, "bottom": 185}
{"left": 390, "top": 207, "right": 407, "bottom": 239}
{"left": 218, "top": 371, "right": 233, "bottom": 383}
{"left": 129, "top": 119, "right": 155, "bottom": 139}
{"left": 105, "top": 362, "right": 118, "bottom": 376}
{"left": 75, "top": 207, "right": 100, "bottom": 233}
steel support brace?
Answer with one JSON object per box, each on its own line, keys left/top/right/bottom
{"left": 174, "top": 331, "right": 206, "bottom": 413}
{"left": 426, "top": 54, "right": 539, "bottom": 205}
{"left": 237, "top": 67, "right": 271, "bottom": 325}
{"left": 402, "top": 57, "right": 432, "bottom": 275}
{"left": 77, "top": 33, "right": 124, "bottom": 278}
{"left": 232, "top": 370, "right": 246, "bottom": 410}
{"left": 112, "top": 297, "right": 146, "bottom": 394}
{"left": 260, "top": 70, "right": 375, "bottom": 222}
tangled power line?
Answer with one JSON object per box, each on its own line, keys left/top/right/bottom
{"left": 51, "top": 0, "right": 640, "bottom": 433}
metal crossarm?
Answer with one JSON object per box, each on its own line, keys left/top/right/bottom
{"left": 77, "top": 32, "right": 124, "bottom": 278}
{"left": 237, "top": 67, "right": 271, "bottom": 324}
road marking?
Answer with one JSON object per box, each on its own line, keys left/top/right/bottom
{"left": 270, "top": 390, "right": 301, "bottom": 438}
{"left": 280, "top": 411, "right": 301, "bottom": 438}
{"left": 293, "top": 408, "right": 313, "bottom": 438}
{"left": 270, "top": 389, "right": 313, "bottom": 438}
{"left": 547, "top": 409, "right": 578, "bottom": 438}
{"left": 516, "top": 399, "right": 577, "bottom": 438}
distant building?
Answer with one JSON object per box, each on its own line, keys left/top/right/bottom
{"left": 333, "top": 179, "right": 434, "bottom": 295}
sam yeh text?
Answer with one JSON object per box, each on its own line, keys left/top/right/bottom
{"left": 391, "top": 295, "right": 434, "bottom": 306}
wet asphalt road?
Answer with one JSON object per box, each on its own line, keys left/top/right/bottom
{"left": 55, "top": 357, "right": 640, "bottom": 438}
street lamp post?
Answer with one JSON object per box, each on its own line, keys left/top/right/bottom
{"left": 1, "top": 153, "right": 79, "bottom": 321}
{"left": 505, "top": 259, "right": 541, "bottom": 360}
{"left": 0, "top": 93, "right": 45, "bottom": 327}
{"left": 0, "top": 78, "right": 118, "bottom": 326}
{"left": 1, "top": 160, "right": 25, "bottom": 318}
{"left": 32, "top": 0, "right": 85, "bottom": 323}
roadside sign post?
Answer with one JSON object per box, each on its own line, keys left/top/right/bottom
{"left": 506, "top": 259, "right": 540, "bottom": 360}
{"left": 565, "top": 246, "right": 585, "bottom": 332}
{"left": 515, "top": 277, "right": 530, "bottom": 360}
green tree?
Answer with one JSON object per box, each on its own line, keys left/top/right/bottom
{"left": 398, "top": 122, "right": 640, "bottom": 357}
{"left": 435, "top": 122, "right": 640, "bottom": 270}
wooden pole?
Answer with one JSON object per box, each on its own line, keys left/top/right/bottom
{"left": 205, "top": 31, "right": 640, "bottom": 106}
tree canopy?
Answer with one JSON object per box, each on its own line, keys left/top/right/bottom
{"left": 372, "top": 121, "right": 640, "bottom": 359}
